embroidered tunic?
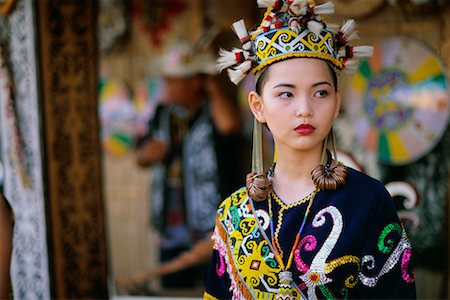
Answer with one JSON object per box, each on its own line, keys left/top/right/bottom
{"left": 204, "top": 168, "right": 416, "bottom": 299}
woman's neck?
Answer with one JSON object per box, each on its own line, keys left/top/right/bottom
{"left": 271, "top": 147, "right": 322, "bottom": 205}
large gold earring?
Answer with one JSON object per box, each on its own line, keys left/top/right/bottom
{"left": 246, "top": 118, "right": 271, "bottom": 201}
{"left": 311, "top": 128, "right": 348, "bottom": 190}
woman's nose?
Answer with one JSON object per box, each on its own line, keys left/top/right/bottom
{"left": 295, "top": 98, "right": 313, "bottom": 118}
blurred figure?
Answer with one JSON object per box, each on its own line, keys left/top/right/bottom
{"left": 129, "top": 41, "right": 245, "bottom": 291}
{"left": 0, "top": 191, "right": 13, "bottom": 300}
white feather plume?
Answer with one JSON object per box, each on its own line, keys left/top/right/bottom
{"left": 326, "top": 23, "right": 340, "bottom": 33}
{"left": 338, "top": 45, "right": 373, "bottom": 59}
{"left": 342, "top": 59, "right": 360, "bottom": 75}
{"left": 340, "top": 19, "right": 358, "bottom": 42}
{"left": 313, "top": 2, "right": 335, "bottom": 15}
{"left": 232, "top": 19, "right": 249, "bottom": 41}
{"left": 352, "top": 46, "right": 374, "bottom": 58}
{"left": 307, "top": 20, "right": 324, "bottom": 37}
{"left": 257, "top": 0, "right": 277, "bottom": 8}
{"left": 227, "top": 60, "right": 252, "bottom": 85}
{"left": 217, "top": 48, "right": 238, "bottom": 72}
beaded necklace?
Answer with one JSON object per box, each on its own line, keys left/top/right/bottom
{"left": 268, "top": 188, "right": 318, "bottom": 300}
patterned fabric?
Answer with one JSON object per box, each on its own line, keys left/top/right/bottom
{"left": 204, "top": 168, "right": 416, "bottom": 299}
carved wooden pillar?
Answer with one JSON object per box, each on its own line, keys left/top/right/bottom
{"left": 36, "top": 1, "right": 108, "bottom": 298}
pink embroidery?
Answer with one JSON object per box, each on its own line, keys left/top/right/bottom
{"left": 216, "top": 252, "right": 226, "bottom": 277}
{"left": 294, "top": 235, "right": 317, "bottom": 273}
{"left": 401, "top": 248, "right": 415, "bottom": 283}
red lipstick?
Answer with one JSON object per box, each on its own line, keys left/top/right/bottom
{"left": 295, "top": 124, "right": 315, "bottom": 135}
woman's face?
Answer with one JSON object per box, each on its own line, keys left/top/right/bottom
{"left": 249, "top": 58, "right": 340, "bottom": 154}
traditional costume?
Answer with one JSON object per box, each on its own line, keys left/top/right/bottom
{"left": 204, "top": 0, "right": 416, "bottom": 299}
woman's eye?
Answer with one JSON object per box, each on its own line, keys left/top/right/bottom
{"left": 279, "top": 91, "right": 294, "bottom": 98}
{"left": 314, "top": 90, "right": 329, "bottom": 97}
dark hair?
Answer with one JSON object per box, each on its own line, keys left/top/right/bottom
{"left": 255, "top": 60, "right": 338, "bottom": 95}
{"left": 255, "top": 67, "right": 269, "bottom": 95}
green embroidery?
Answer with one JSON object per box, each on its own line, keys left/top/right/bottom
{"left": 341, "top": 288, "right": 349, "bottom": 300}
{"left": 266, "top": 257, "right": 278, "bottom": 268}
{"left": 230, "top": 206, "right": 240, "bottom": 228}
{"left": 319, "top": 284, "right": 336, "bottom": 300}
{"left": 261, "top": 244, "right": 270, "bottom": 258}
{"left": 378, "top": 223, "right": 402, "bottom": 253}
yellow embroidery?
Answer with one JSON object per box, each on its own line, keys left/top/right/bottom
{"left": 217, "top": 188, "right": 297, "bottom": 299}
{"left": 203, "top": 291, "right": 218, "bottom": 300}
{"left": 325, "top": 255, "right": 360, "bottom": 274}
{"left": 325, "top": 255, "right": 361, "bottom": 289}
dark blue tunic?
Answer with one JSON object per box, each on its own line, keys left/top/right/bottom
{"left": 204, "top": 168, "right": 416, "bottom": 299}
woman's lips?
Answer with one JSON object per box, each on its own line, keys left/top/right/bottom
{"left": 295, "top": 124, "right": 315, "bottom": 135}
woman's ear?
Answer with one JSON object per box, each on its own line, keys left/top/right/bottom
{"left": 248, "top": 91, "right": 266, "bottom": 123}
{"left": 334, "top": 89, "right": 341, "bottom": 118}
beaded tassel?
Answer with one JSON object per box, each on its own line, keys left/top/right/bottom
{"left": 276, "top": 270, "right": 294, "bottom": 300}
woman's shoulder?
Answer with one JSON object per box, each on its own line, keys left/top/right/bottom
{"left": 218, "top": 187, "right": 248, "bottom": 207}
{"left": 345, "top": 167, "right": 389, "bottom": 195}
{"left": 338, "top": 167, "right": 396, "bottom": 216}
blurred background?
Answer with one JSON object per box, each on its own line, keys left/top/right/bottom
{"left": 0, "top": 0, "right": 449, "bottom": 299}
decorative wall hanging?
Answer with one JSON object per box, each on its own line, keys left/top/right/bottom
{"left": 346, "top": 36, "right": 449, "bottom": 166}
{"left": 339, "top": 35, "right": 450, "bottom": 270}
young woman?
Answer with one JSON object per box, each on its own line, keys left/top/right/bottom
{"left": 204, "top": 1, "right": 416, "bottom": 299}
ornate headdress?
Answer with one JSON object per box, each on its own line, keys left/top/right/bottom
{"left": 217, "top": 0, "right": 374, "bottom": 200}
{"left": 218, "top": 0, "right": 373, "bottom": 85}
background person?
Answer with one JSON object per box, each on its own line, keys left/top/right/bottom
{"left": 125, "top": 41, "right": 246, "bottom": 291}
